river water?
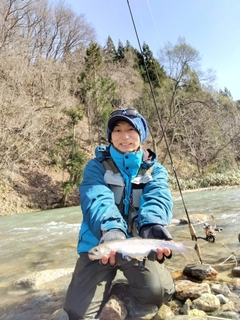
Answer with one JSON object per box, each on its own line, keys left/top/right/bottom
{"left": 0, "top": 187, "right": 239, "bottom": 319}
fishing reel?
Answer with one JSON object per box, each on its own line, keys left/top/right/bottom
{"left": 203, "top": 223, "right": 216, "bottom": 243}
{"left": 196, "top": 223, "right": 223, "bottom": 243}
{"left": 189, "top": 221, "right": 224, "bottom": 264}
{"left": 189, "top": 217, "right": 223, "bottom": 264}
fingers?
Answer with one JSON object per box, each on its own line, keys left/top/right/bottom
{"left": 109, "top": 250, "right": 116, "bottom": 266}
{"left": 101, "top": 255, "right": 109, "bottom": 265}
{"left": 101, "top": 250, "right": 116, "bottom": 266}
{"left": 100, "top": 249, "right": 171, "bottom": 265}
{"left": 157, "top": 247, "right": 171, "bottom": 260}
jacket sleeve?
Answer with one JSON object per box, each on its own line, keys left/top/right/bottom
{"left": 79, "top": 158, "right": 128, "bottom": 240}
{"left": 137, "top": 162, "right": 173, "bottom": 230}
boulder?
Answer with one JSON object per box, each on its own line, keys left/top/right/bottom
{"left": 179, "top": 214, "right": 209, "bottom": 225}
{"left": 174, "top": 280, "right": 210, "bottom": 300}
{"left": 15, "top": 268, "right": 73, "bottom": 289}
{"left": 183, "top": 264, "right": 218, "bottom": 281}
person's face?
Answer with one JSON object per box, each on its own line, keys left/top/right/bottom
{"left": 111, "top": 121, "right": 140, "bottom": 153}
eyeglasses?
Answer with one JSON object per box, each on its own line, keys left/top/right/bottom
{"left": 109, "top": 109, "right": 139, "bottom": 118}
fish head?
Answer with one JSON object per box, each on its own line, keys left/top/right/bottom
{"left": 88, "top": 244, "right": 110, "bottom": 260}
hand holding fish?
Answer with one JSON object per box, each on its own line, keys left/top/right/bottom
{"left": 97, "top": 227, "right": 172, "bottom": 265}
{"left": 100, "top": 247, "right": 170, "bottom": 266}
{"left": 98, "top": 229, "right": 130, "bottom": 266}
{"left": 139, "top": 224, "right": 173, "bottom": 263}
{"left": 88, "top": 225, "right": 192, "bottom": 266}
{"left": 101, "top": 249, "right": 115, "bottom": 266}
{"left": 100, "top": 249, "right": 130, "bottom": 266}
{"left": 139, "top": 224, "right": 173, "bottom": 241}
{"left": 88, "top": 237, "right": 194, "bottom": 262}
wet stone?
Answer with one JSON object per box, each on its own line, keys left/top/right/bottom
{"left": 49, "top": 308, "right": 68, "bottom": 320}
{"left": 232, "top": 266, "right": 240, "bottom": 277}
{"left": 211, "top": 283, "right": 231, "bottom": 296}
{"left": 215, "top": 293, "right": 229, "bottom": 304}
{"left": 188, "top": 309, "right": 207, "bottom": 317}
{"left": 231, "top": 277, "right": 240, "bottom": 289}
{"left": 124, "top": 297, "right": 158, "bottom": 319}
{"left": 221, "top": 300, "right": 235, "bottom": 311}
{"left": 174, "top": 280, "right": 210, "bottom": 300}
{"left": 192, "top": 293, "right": 220, "bottom": 312}
{"left": 179, "top": 214, "right": 209, "bottom": 225}
{"left": 167, "top": 299, "right": 183, "bottom": 314}
{"left": 155, "top": 304, "right": 175, "bottom": 319}
{"left": 183, "top": 263, "right": 218, "bottom": 281}
{"left": 213, "top": 310, "right": 239, "bottom": 319}
{"left": 181, "top": 298, "right": 192, "bottom": 315}
{"left": 99, "top": 295, "right": 127, "bottom": 320}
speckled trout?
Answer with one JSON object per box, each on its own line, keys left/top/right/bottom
{"left": 88, "top": 237, "right": 195, "bottom": 261}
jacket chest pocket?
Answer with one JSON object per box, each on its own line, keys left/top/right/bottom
{"left": 104, "top": 170, "right": 125, "bottom": 205}
{"left": 109, "top": 185, "right": 124, "bottom": 204}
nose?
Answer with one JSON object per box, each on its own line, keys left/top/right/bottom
{"left": 122, "top": 131, "right": 130, "bottom": 139}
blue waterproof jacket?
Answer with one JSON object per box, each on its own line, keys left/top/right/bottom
{"left": 77, "top": 144, "right": 173, "bottom": 253}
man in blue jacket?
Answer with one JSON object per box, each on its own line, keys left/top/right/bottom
{"left": 64, "top": 108, "right": 174, "bottom": 319}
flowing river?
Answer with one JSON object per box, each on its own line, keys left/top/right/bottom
{"left": 0, "top": 187, "right": 239, "bottom": 319}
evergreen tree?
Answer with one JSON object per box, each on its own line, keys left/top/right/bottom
{"left": 51, "top": 106, "right": 86, "bottom": 206}
{"left": 219, "top": 87, "right": 233, "bottom": 99}
{"left": 84, "top": 42, "right": 102, "bottom": 71}
{"left": 116, "top": 40, "right": 125, "bottom": 61}
{"left": 104, "top": 36, "right": 117, "bottom": 61}
{"left": 134, "top": 42, "right": 166, "bottom": 88}
{"left": 125, "top": 40, "right": 132, "bottom": 51}
{"left": 77, "top": 42, "right": 116, "bottom": 143}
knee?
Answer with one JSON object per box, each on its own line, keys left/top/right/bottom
{"left": 138, "top": 281, "right": 174, "bottom": 306}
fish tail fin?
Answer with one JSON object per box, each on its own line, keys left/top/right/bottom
{"left": 182, "top": 245, "right": 196, "bottom": 261}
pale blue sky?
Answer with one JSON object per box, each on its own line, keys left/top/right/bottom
{"left": 64, "top": 0, "right": 240, "bottom": 101}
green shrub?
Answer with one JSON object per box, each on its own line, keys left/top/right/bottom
{"left": 169, "top": 170, "right": 240, "bottom": 191}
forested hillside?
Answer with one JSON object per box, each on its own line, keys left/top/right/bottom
{"left": 0, "top": 0, "right": 239, "bottom": 215}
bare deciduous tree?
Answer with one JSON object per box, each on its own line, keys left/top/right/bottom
{"left": 0, "top": 0, "right": 95, "bottom": 173}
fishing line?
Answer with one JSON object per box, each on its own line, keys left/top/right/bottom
{"left": 126, "top": 0, "right": 203, "bottom": 264}
{"left": 132, "top": 0, "right": 148, "bottom": 42}
{"left": 134, "top": 0, "right": 166, "bottom": 92}
{"left": 145, "top": 0, "right": 161, "bottom": 42}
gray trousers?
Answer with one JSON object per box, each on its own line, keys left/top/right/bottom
{"left": 64, "top": 253, "right": 174, "bottom": 320}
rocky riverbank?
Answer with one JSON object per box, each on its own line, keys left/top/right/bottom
{"left": 1, "top": 188, "right": 239, "bottom": 319}
{"left": 2, "top": 262, "right": 240, "bottom": 320}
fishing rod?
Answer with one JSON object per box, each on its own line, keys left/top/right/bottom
{"left": 126, "top": 0, "right": 205, "bottom": 263}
